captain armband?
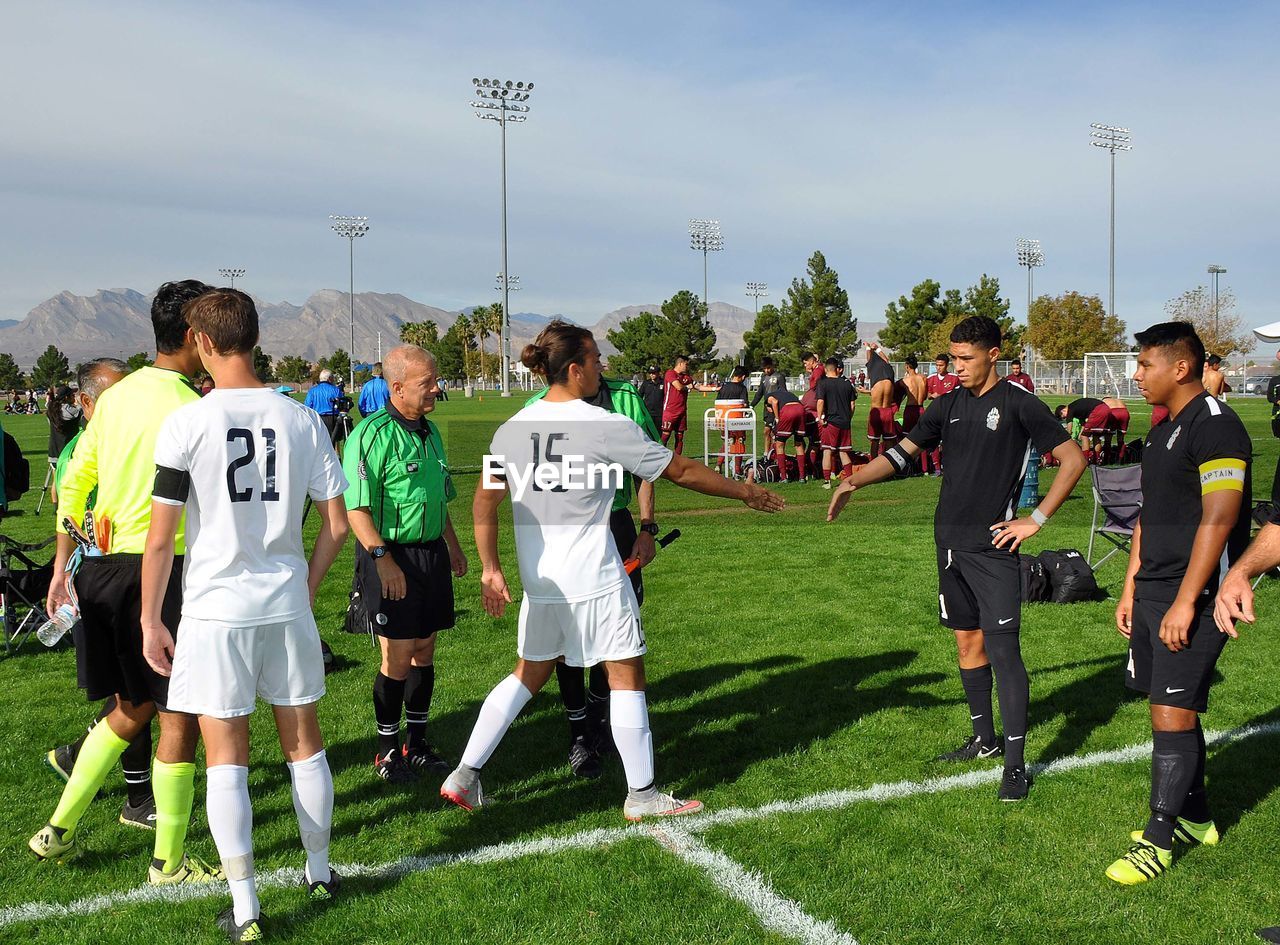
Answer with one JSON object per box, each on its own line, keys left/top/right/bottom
{"left": 883, "top": 444, "right": 912, "bottom": 475}
{"left": 152, "top": 465, "right": 191, "bottom": 506}
{"left": 1199, "top": 458, "right": 1246, "bottom": 495}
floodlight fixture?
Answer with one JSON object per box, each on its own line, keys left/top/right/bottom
{"left": 1091, "top": 122, "right": 1132, "bottom": 318}
{"left": 745, "top": 282, "right": 768, "bottom": 315}
{"left": 330, "top": 214, "right": 372, "bottom": 388}
{"left": 218, "top": 267, "right": 246, "bottom": 288}
{"left": 689, "top": 219, "right": 724, "bottom": 306}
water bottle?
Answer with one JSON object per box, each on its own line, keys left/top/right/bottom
{"left": 36, "top": 604, "right": 79, "bottom": 648}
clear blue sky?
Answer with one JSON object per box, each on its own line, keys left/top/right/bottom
{"left": 2, "top": 0, "right": 1275, "bottom": 346}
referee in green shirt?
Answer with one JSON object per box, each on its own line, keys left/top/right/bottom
{"left": 527, "top": 374, "right": 659, "bottom": 779}
{"left": 343, "top": 344, "right": 468, "bottom": 785}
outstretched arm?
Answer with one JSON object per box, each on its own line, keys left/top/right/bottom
{"left": 827, "top": 441, "right": 922, "bottom": 522}
{"left": 473, "top": 478, "right": 513, "bottom": 616}
{"left": 661, "top": 452, "right": 783, "bottom": 512}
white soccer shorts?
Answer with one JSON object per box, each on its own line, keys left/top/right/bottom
{"left": 166, "top": 613, "right": 326, "bottom": 719}
{"left": 517, "top": 583, "right": 646, "bottom": 667}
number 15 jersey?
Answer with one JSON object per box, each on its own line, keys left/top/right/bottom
{"left": 154, "top": 388, "right": 349, "bottom": 626}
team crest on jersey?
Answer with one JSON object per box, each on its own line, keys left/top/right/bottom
{"left": 1166, "top": 426, "right": 1182, "bottom": 450}
{"left": 986, "top": 407, "right": 1000, "bottom": 431}
{"left": 358, "top": 460, "right": 368, "bottom": 480}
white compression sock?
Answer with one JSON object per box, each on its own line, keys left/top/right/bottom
{"left": 460, "top": 675, "right": 533, "bottom": 770}
{"left": 206, "top": 764, "right": 259, "bottom": 925}
{"left": 610, "top": 690, "right": 655, "bottom": 795}
{"left": 286, "top": 749, "right": 333, "bottom": 885}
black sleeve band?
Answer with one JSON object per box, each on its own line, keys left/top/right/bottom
{"left": 153, "top": 464, "right": 192, "bottom": 503}
{"left": 883, "top": 444, "right": 912, "bottom": 475}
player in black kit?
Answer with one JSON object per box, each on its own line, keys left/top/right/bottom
{"left": 827, "top": 316, "right": 1087, "bottom": 801}
{"left": 1106, "top": 322, "right": 1251, "bottom": 885}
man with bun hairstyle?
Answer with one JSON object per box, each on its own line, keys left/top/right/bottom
{"left": 442, "top": 321, "right": 784, "bottom": 820}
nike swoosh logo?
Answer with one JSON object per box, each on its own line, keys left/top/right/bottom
{"left": 1165, "top": 687, "right": 1186, "bottom": 694}
{"left": 950, "top": 418, "right": 961, "bottom": 423}
{"left": 978, "top": 745, "right": 1001, "bottom": 757}
{"left": 998, "top": 618, "right": 1014, "bottom": 625}
{"left": 970, "top": 714, "right": 984, "bottom": 720}
{"left": 1006, "top": 735, "right": 1024, "bottom": 741}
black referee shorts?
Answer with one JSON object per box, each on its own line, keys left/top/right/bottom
{"left": 936, "top": 546, "right": 1021, "bottom": 634}
{"left": 356, "top": 539, "right": 455, "bottom": 640}
{"left": 73, "top": 554, "right": 183, "bottom": 707}
{"left": 610, "top": 508, "right": 643, "bottom": 606}
{"left": 1126, "top": 597, "right": 1228, "bottom": 713}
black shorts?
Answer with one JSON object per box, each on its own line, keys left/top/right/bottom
{"left": 73, "top": 554, "right": 183, "bottom": 707}
{"left": 356, "top": 539, "right": 455, "bottom": 640}
{"left": 1125, "top": 597, "right": 1228, "bottom": 712}
{"left": 610, "top": 508, "right": 643, "bottom": 606}
{"left": 936, "top": 547, "right": 1021, "bottom": 633}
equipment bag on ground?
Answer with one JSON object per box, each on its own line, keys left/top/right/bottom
{"left": 1037, "top": 549, "right": 1106, "bottom": 603}
{"left": 4, "top": 431, "right": 29, "bottom": 503}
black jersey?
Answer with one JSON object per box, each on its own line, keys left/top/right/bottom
{"left": 1064, "top": 398, "right": 1104, "bottom": 421}
{"left": 717, "top": 380, "right": 749, "bottom": 401}
{"left": 867, "top": 353, "right": 895, "bottom": 386}
{"left": 814, "top": 376, "right": 856, "bottom": 429}
{"left": 768, "top": 385, "right": 800, "bottom": 410}
{"left": 750, "top": 372, "right": 783, "bottom": 410}
{"left": 905, "top": 382, "right": 1069, "bottom": 551}
{"left": 637, "top": 378, "right": 664, "bottom": 422}
{"left": 1137, "top": 393, "right": 1251, "bottom": 602}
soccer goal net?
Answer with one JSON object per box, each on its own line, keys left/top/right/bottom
{"left": 1083, "top": 352, "right": 1140, "bottom": 398}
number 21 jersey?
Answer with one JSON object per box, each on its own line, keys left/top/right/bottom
{"left": 154, "top": 388, "right": 348, "bottom": 625}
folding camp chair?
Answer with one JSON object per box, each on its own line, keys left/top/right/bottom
{"left": 0, "top": 534, "right": 55, "bottom": 655}
{"left": 1087, "top": 464, "right": 1143, "bottom": 571}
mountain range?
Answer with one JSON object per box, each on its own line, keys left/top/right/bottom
{"left": 0, "top": 288, "right": 885, "bottom": 369}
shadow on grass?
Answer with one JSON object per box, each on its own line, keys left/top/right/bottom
{"left": 1207, "top": 704, "right": 1280, "bottom": 837}
{"left": 1030, "top": 659, "right": 1140, "bottom": 763}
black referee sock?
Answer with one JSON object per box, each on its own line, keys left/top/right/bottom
{"left": 587, "top": 663, "right": 611, "bottom": 731}
{"left": 403, "top": 664, "right": 435, "bottom": 750}
{"left": 1145, "top": 729, "right": 1199, "bottom": 849}
{"left": 555, "top": 663, "right": 590, "bottom": 740}
{"left": 120, "top": 726, "right": 153, "bottom": 808}
{"left": 373, "top": 673, "right": 406, "bottom": 756}
{"left": 984, "top": 633, "right": 1029, "bottom": 769}
{"left": 959, "top": 664, "right": 997, "bottom": 747}
{"left": 1181, "top": 720, "right": 1212, "bottom": 823}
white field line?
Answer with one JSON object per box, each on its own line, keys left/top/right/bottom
{"left": 651, "top": 825, "right": 859, "bottom": 945}
{"left": 2, "top": 719, "right": 1277, "bottom": 933}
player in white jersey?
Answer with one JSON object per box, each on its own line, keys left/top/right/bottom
{"left": 441, "top": 321, "right": 784, "bottom": 821}
{"left": 139, "top": 289, "right": 351, "bottom": 943}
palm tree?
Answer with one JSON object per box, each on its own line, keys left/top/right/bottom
{"left": 454, "top": 313, "right": 473, "bottom": 381}
{"left": 471, "top": 305, "right": 490, "bottom": 387}
{"left": 481, "top": 303, "right": 503, "bottom": 387}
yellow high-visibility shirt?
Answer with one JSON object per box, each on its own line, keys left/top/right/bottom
{"left": 57, "top": 366, "right": 200, "bottom": 554}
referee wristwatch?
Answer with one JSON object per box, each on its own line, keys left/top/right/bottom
{"left": 369, "top": 545, "right": 389, "bottom": 559}
{"left": 639, "top": 522, "right": 660, "bottom": 537}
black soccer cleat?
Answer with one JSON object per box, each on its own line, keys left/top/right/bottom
{"left": 998, "top": 766, "right": 1030, "bottom": 802}
{"left": 1256, "top": 928, "right": 1280, "bottom": 944}
{"left": 934, "top": 735, "right": 1003, "bottom": 763}
{"left": 119, "top": 795, "right": 157, "bottom": 831}
{"left": 305, "top": 867, "right": 341, "bottom": 903}
{"left": 373, "top": 749, "right": 417, "bottom": 784}
{"left": 216, "top": 906, "right": 265, "bottom": 943}
{"left": 44, "top": 744, "right": 77, "bottom": 782}
{"left": 402, "top": 743, "right": 450, "bottom": 774}
{"left": 568, "top": 736, "right": 602, "bottom": 779}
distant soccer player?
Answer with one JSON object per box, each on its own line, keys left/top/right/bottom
{"left": 923, "top": 353, "right": 959, "bottom": 475}
{"left": 829, "top": 316, "right": 1086, "bottom": 801}
{"left": 441, "top": 321, "right": 783, "bottom": 820}
{"left": 767, "top": 381, "right": 808, "bottom": 483}
{"left": 900, "top": 356, "right": 927, "bottom": 473}
{"left": 661, "top": 355, "right": 693, "bottom": 455}
{"left": 1006, "top": 359, "right": 1035, "bottom": 392}
{"left": 1056, "top": 397, "right": 1111, "bottom": 462}
{"left": 814, "top": 358, "right": 857, "bottom": 488}
{"left": 750, "top": 357, "right": 784, "bottom": 450}
{"left": 141, "top": 289, "right": 351, "bottom": 939}
{"left": 637, "top": 366, "right": 664, "bottom": 431}
{"left": 1203, "top": 354, "right": 1226, "bottom": 399}
{"left": 715, "top": 365, "right": 750, "bottom": 477}
{"left": 863, "top": 342, "right": 898, "bottom": 457}
{"left": 1106, "top": 322, "right": 1250, "bottom": 886}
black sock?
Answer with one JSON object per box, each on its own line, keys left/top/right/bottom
{"left": 373, "top": 672, "right": 406, "bottom": 756}
{"left": 1144, "top": 729, "right": 1199, "bottom": 849}
{"left": 403, "top": 664, "right": 435, "bottom": 750}
{"left": 587, "top": 663, "right": 611, "bottom": 732}
{"left": 1181, "top": 720, "right": 1211, "bottom": 823}
{"left": 556, "top": 663, "right": 589, "bottom": 740}
{"left": 959, "top": 664, "right": 997, "bottom": 746}
{"left": 120, "top": 724, "right": 153, "bottom": 807}
{"left": 984, "top": 633, "right": 1029, "bottom": 769}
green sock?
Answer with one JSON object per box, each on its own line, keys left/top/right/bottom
{"left": 152, "top": 760, "right": 196, "bottom": 874}
{"left": 50, "top": 722, "right": 130, "bottom": 836}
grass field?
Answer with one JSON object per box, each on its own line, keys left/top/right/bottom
{"left": 2, "top": 389, "right": 1280, "bottom": 944}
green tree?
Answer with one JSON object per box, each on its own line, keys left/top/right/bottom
{"left": 659, "top": 290, "right": 718, "bottom": 366}
{"left": 125, "top": 352, "right": 152, "bottom": 372}
{"left": 453, "top": 313, "right": 475, "bottom": 379}
{"left": 742, "top": 303, "right": 788, "bottom": 370}
{"left": 962, "top": 274, "right": 1020, "bottom": 353}
{"left": 778, "top": 251, "right": 857, "bottom": 361}
{"left": 1023, "top": 292, "right": 1127, "bottom": 360}
{"left": 252, "top": 346, "right": 273, "bottom": 381}
{"left": 881, "top": 279, "right": 947, "bottom": 360}
{"left": 435, "top": 320, "right": 471, "bottom": 380}
{"left": 400, "top": 320, "right": 440, "bottom": 349}
{"left": 32, "top": 344, "right": 72, "bottom": 388}
{"left": 1164, "top": 285, "right": 1252, "bottom": 360}
{"left": 0, "top": 353, "right": 25, "bottom": 389}
{"left": 605, "top": 310, "right": 665, "bottom": 376}
{"left": 275, "top": 355, "right": 312, "bottom": 384}
{"left": 321, "top": 349, "right": 352, "bottom": 383}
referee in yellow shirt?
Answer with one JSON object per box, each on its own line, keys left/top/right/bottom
{"left": 29, "top": 280, "right": 223, "bottom": 886}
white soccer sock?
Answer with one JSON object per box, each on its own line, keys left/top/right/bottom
{"left": 206, "top": 764, "right": 259, "bottom": 925}
{"left": 286, "top": 750, "right": 333, "bottom": 885}
{"left": 460, "top": 675, "right": 533, "bottom": 770}
{"left": 610, "top": 690, "right": 655, "bottom": 795}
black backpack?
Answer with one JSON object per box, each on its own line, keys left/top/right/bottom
{"left": 4, "top": 431, "right": 29, "bottom": 503}
{"left": 1020, "top": 555, "right": 1052, "bottom": 602}
{"left": 1038, "top": 549, "right": 1106, "bottom": 603}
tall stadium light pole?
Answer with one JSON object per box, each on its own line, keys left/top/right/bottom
{"left": 689, "top": 219, "right": 724, "bottom": 307}
{"left": 1015, "top": 239, "right": 1044, "bottom": 321}
{"left": 218, "top": 267, "right": 245, "bottom": 289}
{"left": 1208, "top": 264, "right": 1227, "bottom": 342}
{"left": 1090, "top": 123, "right": 1132, "bottom": 319}
{"left": 471, "top": 77, "right": 534, "bottom": 397}
{"left": 329, "top": 215, "right": 370, "bottom": 389}
{"left": 745, "top": 281, "right": 768, "bottom": 316}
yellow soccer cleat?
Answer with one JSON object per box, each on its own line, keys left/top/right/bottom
{"left": 1107, "top": 839, "right": 1172, "bottom": 885}
{"left": 1130, "top": 817, "right": 1219, "bottom": 848}
{"left": 29, "top": 823, "right": 78, "bottom": 863}
{"left": 148, "top": 852, "right": 226, "bottom": 885}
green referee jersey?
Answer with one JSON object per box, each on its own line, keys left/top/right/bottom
{"left": 343, "top": 401, "right": 456, "bottom": 544}
{"left": 525, "top": 378, "right": 661, "bottom": 513}
{"left": 55, "top": 430, "right": 98, "bottom": 509}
